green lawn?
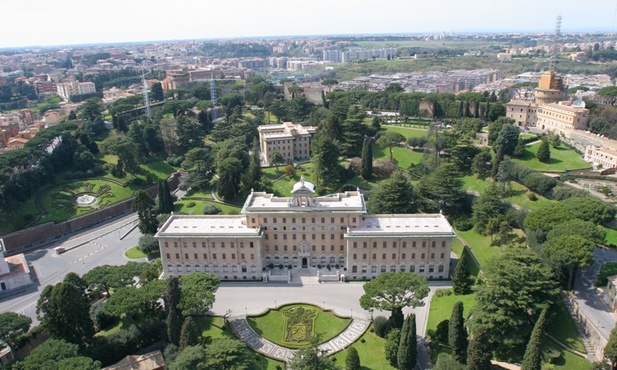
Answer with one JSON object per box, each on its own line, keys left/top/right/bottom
{"left": 604, "top": 226, "right": 617, "bottom": 247}
{"left": 426, "top": 291, "right": 477, "bottom": 336}
{"left": 247, "top": 304, "right": 351, "bottom": 349}
{"left": 546, "top": 300, "right": 586, "bottom": 353}
{"left": 381, "top": 125, "right": 428, "bottom": 139}
{"left": 512, "top": 143, "right": 590, "bottom": 173}
{"left": 451, "top": 238, "right": 464, "bottom": 258}
{"left": 461, "top": 175, "right": 555, "bottom": 212}
{"left": 195, "top": 316, "right": 285, "bottom": 370}
{"left": 372, "top": 142, "right": 424, "bottom": 170}
{"left": 175, "top": 199, "right": 241, "bottom": 215}
{"left": 270, "top": 164, "right": 319, "bottom": 197}
{"left": 595, "top": 261, "right": 617, "bottom": 287}
{"left": 456, "top": 229, "right": 525, "bottom": 268}
{"left": 541, "top": 338, "right": 592, "bottom": 370}
{"left": 331, "top": 328, "right": 396, "bottom": 370}
{"left": 125, "top": 246, "right": 147, "bottom": 259}
{"left": 141, "top": 160, "right": 177, "bottom": 181}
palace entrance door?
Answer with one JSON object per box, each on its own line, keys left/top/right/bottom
{"left": 302, "top": 258, "right": 308, "bottom": 268}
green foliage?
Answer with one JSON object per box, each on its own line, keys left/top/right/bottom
{"left": 131, "top": 190, "right": 157, "bottom": 234}
{"left": 288, "top": 338, "right": 339, "bottom": 370}
{"left": 494, "top": 124, "right": 520, "bottom": 156}
{"left": 104, "top": 281, "right": 166, "bottom": 320}
{"left": 366, "top": 171, "right": 417, "bottom": 214}
{"left": 36, "top": 282, "right": 94, "bottom": 345}
{"left": 376, "top": 131, "right": 406, "bottom": 161}
{"left": 434, "top": 353, "right": 466, "bottom": 370}
{"left": 536, "top": 139, "right": 551, "bottom": 162}
{"left": 547, "top": 219, "right": 605, "bottom": 244}
{"left": 418, "top": 162, "right": 467, "bottom": 215}
{"left": 397, "top": 314, "right": 417, "bottom": 370}
{"left": 19, "top": 339, "right": 100, "bottom": 370}
{"left": 472, "top": 182, "right": 507, "bottom": 235}
{"left": 521, "top": 309, "right": 547, "bottom": 370}
{"left": 453, "top": 252, "right": 474, "bottom": 295}
{"left": 468, "top": 249, "right": 559, "bottom": 357}
{"left": 373, "top": 316, "right": 390, "bottom": 338}
{"left": 360, "top": 272, "right": 429, "bottom": 313}
{"left": 205, "top": 337, "right": 260, "bottom": 370}
{"left": 178, "top": 273, "right": 220, "bottom": 316}
{"left": 89, "top": 301, "right": 117, "bottom": 331}
{"left": 179, "top": 316, "right": 199, "bottom": 350}
{"left": 138, "top": 234, "right": 160, "bottom": 255}
{"left": 157, "top": 180, "right": 175, "bottom": 214}
{"left": 167, "top": 307, "right": 182, "bottom": 346}
{"left": 384, "top": 328, "right": 401, "bottom": 367}
{"left": 524, "top": 196, "right": 616, "bottom": 232}
{"left": 217, "top": 157, "right": 243, "bottom": 199}
{"left": 311, "top": 131, "right": 341, "bottom": 187}
{"left": 344, "top": 346, "right": 361, "bottom": 370}
{"left": 543, "top": 235, "right": 595, "bottom": 291}
{"left": 467, "top": 329, "right": 492, "bottom": 370}
{"left": 169, "top": 345, "right": 208, "bottom": 370}
{"left": 448, "top": 302, "right": 468, "bottom": 364}
{"left": 0, "top": 312, "right": 31, "bottom": 351}
{"left": 360, "top": 137, "right": 373, "bottom": 180}
{"left": 605, "top": 326, "right": 617, "bottom": 369}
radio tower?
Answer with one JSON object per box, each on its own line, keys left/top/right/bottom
{"left": 550, "top": 15, "right": 562, "bottom": 72}
{"left": 142, "top": 68, "right": 151, "bottom": 120}
{"left": 210, "top": 79, "right": 217, "bottom": 120}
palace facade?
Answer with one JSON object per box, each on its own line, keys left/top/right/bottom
{"left": 155, "top": 177, "right": 455, "bottom": 281}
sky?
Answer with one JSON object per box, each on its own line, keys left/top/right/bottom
{"left": 2, "top": 0, "right": 617, "bottom": 48}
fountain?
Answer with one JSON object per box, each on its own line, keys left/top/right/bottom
{"left": 75, "top": 194, "right": 97, "bottom": 206}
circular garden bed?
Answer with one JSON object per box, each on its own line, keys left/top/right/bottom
{"left": 246, "top": 303, "right": 351, "bottom": 348}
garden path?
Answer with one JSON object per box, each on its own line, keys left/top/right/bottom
{"left": 228, "top": 315, "right": 371, "bottom": 363}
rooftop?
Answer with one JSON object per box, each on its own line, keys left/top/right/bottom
{"left": 242, "top": 190, "right": 365, "bottom": 213}
{"left": 347, "top": 214, "right": 456, "bottom": 236}
{"left": 156, "top": 215, "right": 261, "bottom": 238}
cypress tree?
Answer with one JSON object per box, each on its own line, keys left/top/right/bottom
{"left": 448, "top": 301, "right": 468, "bottom": 364}
{"left": 179, "top": 316, "right": 199, "bottom": 350}
{"left": 360, "top": 137, "right": 373, "bottom": 180}
{"left": 467, "top": 329, "right": 492, "bottom": 370}
{"left": 165, "top": 277, "right": 181, "bottom": 315}
{"left": 157, "top": 180, "right": 174, "bottom": 214}
{"left": 536, "top": 138, "right": 551, "bottom": 163}
{"left": 397, "top": 314, "right": 417, "bottom": 370}
{"left": 385, "top": 328, "right": 401, "bottom": 367}
{"left": 453, "top": 252, "right": 473, "bottom": 295}
{"left": 166, "top": 306, "right": 182, "bottom": 346}
{"left": 345, "top": 346, "right": 361, "bottom": 370}
{"left": 389, "top": 308, "right": 404, "bottom": 330}
{"left": 521, "top": 309, "right": 547, "bottom": 370}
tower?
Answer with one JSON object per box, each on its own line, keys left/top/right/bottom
{"left": 142, "top": 68, "right": 151, "bottom": 120}
{"left": 210, "top": 79, "right": 217, "bottom": 120}
{"left": 550, "top": 15, "right": 562, "bottom": 72}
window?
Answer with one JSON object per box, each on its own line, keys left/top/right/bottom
{"left": 274, "top": 245, "right": 278, "bottom": 251}
{"left": 353, "top": 242, "right": 358, "bottom": 248}
{"left": 441, "top": 253, "right": 445, "bottom": 259}
{"left": 392, "top": 253, "right": 396, "bottom": 259}
{"left": 373, "top": 242, "right": 377, "bottom": 248}
{"left": 393, "top": 242, "right": 397, "bottom": 248}
{"left": 213, "top": 253, "right": 217, "bottom": 260}
{"left": 363, "top": 242, "right": 367, "bottom": 248}
{"left": 250, "top": 242, "right": 254, "bottom": 248}
{"left": 250, "top": 254, "right": 254, "bottom": 259}
{"left": 183, "top": 242, "right": 187, "bottom": 248}
{"left": 331, "top": 245, "right": 334, "bottom": 251}
{"left": 353, "top": 253, "right": 357, "bottom": 259}
{"left": 241, "top": 253, "right": 245, "bottom": 259}
{"left": 312, "top": 245, "right": 316, "bottom": 251}
{"left": 311, "top": 234, "right": 316, "bottom": 240}
{"left": 166, "top": 253, "right": 170, "bottom": 259}
{"left": 265, "top": 234, "right": 269, "bottom": 240}
{"left": 412, "top": 253, "right": 416, "bottom": 259}
{"left": 284, "top": 245, "right": 288, "bottom": 251}
{"left": 340, "top": 234, "right": 344, "bottom": 240}
{"left": 175, "top": 253, "right": 180, "bottom": 259}
{"left": 410, "top": 265, "right": 416, "bottom": 272}
{"left": 412, "top": 241, "right": 416, "bottom": 248}
{"left": 274, "top": 234, "right": 278, "bottom": 240}
{"left": 352, "top": 217, "right": 356, "bottom": 223}
{"left": 321, "top": 234, "right": 325, "bottom": 240}
{"left": 340, "top": 217, "right": 344, "bottom": 223}
{"left": 251, "top": 218, "right": 255, "bottom": 224}
{"left": 311, "top": 217, "right": 315, "bottom": 223}
{"left": 292, "top": 218, "right": 296, "bottom": 223}
{"left": 438, "top": 265, "right": 444, "bottom": 273}
{"left": 400, "top": 265, "right": 406, "bottom": 272}
{"left": 321, "top": 218, "right": 325, "bottom": 223}
{"left": 321, "top": 245, "right": 325, "bottom": 251}
{"left": 364, "top": 254, "right": 368, "bottom": 260}
{"left": 422, "top": 241, "right": 426, "bottom": 248}
{"left": 331, "top": 234, "right": 335, "bottom": 240}
{"left": 174, "top": 242, "right": 178, "bottom": 248}
{"left": 222, "top": 254, "right": 226, "bottom": 260}
{"left": 382, "top": 253, "right": 386, "bottom": 259}
{"left": 429, "top": 265, "right": 435, "bottom": 273}
{"left": 331, "top": 217, "right": 334, "bottom": 223}
{"left": 273, "top": 218, "right": 277, "bottom": 223}
{"left": 192, "top": 242, "right": 197, "bottom": 248}
{"left": 381, "top": 265, "right": 387, "bottom": 272}
{"left": 383, "top": 242, "right": 387, "bottom": 248}
{"left": 431, "top": 241, "right": 436, "bottom": 248}
{"left": 194, "top": 253, "right": 198, "bottom": 259}
{"left": 283, "top": 218, "right": 286, "bottom": 223}
{"left": 230, "top": 242, "right": 235, "bottom": 248}
{"left": 372, "top": 253, "right": 376, "bottom": 260}
{"left": 293, "top": 234, "right": 297, "bottom": 240}
{"left": 232, "top": 253, "right": 236, "bottom": 259}
{"left": 283, "top": 234, "right": 287, "bottom": 240}
{"left": 211, "top": 242, "right": 215, "bottom": 248}
{"left": 402, "top": 253, "right": 406, "bottom": 260}
{"left": 165, "top": 242, "right": 168, "bottom": 248}
{"left": 202, "top": 242, "right": 206, "bottom": 248}
{"left": 264, "top": 218, "right": 267, "bottom": 223}
{"left": 203, "top": 253, "right": 207, "bottom": 259}
{"left": 442, "top": 241, "right": 446, "bottom": 248}
{"left": 352, "top": 266, "right": 358, "bottom": 273}
{"left": 430, "top": 253, "right": 435, "bottom": 259}
{"left": 402, "top": 241, "right": 407, "bottom": 248}
{"left": 390, "top": 265, "right": 396, "bottom": 272}
{"left": 421, "top": 253, "right": 425, "bottom": 259}
{"left": 302, "top": 218, "right": 305, "bottom": 223}
{"left": 240, "top": 242, "right": 244, "bottom": 248}
{"left": 419, "top": 265, "right": 425, "bottom": 273}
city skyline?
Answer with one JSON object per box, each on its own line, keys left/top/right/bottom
{"left": 2, "top": 0, "right": 617, "bottom": 49}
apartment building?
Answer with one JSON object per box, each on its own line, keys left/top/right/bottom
{"left": 156, "top": 178, "right": 455, "bottom": 281}
{"left": 506, "top": 100, "right": 538, "bottom": 127}
{"left": 584, "top": 145, "right": 617, "bottom": 169}
{"left": 56, "top": 81, "right": 96, "bottom": 99}
{"left": 258, "top": 122, "right": 316, "bottom": 165}
{"left": 536, "top": 102, "right": 590, "bottom": 135}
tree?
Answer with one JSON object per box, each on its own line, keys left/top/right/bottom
{"left": 311, "top": 131, "right": 341, "bottom": 187}
{"left": 448, "top": 302, "right": 468, "bottom": 364}
{"left": 360, "top": 272, "right": 429, "bottom": 329}
{"left": 132, "top": 190, "right": 158, "bottom": 235}
{"left": 20, "top": 339, "right": 101, "bottom": 370}
{"left": 169, "top": 345, "right": 208, "bottom": 370}
{"left": 418, "top": 162, "right": 466, "bottom": 215}
{"left": 377, "top": 131, "right": 405, "bottom": 161}
{"left": 217, "top": 157, "right": 243, "bottom": 199}
{"left": 366, "top": 171, "right": 417, "bottom": 214}
{"left": 547, "top": 219, "right": 606, "bottom": 244}
{"left": 0, "top": 312, "right": 31, "bottom": 351}
{"left": 542, "top": 235, "right": 595, "bottom": 291}
{"left": 167, "top": 306, "right": 182, "bottom": 346}
{"left": 494, "top": 124, "right": 520, "bottom": 156}
{"left": 605, "top": 325, "right": 617, "bottom": 370}
{"left": 36, "top": 282, "right": 95, "bottom": 345}
{"left": 472, "top": 182, "right": 507, "bottom": 235}
{"left": 397, "top": 314, "right": 417, "bottom": 370}
{"left": 151, "top": 82, "right": 164, "bottom": 101}
{"left": 434, "top": 353, "right": 466, "bottom": 370}
{"left": 63, "top": 272, "right": 88, "bottom": 293}
{"left": 453, "top": 252, "right": 474, "bottom": 295}
{"left": 487, "top": 103, "right": 506, "bottom": 122}
{"left": 345, "top": 346, "right": 360, "bottom": 370}
{"left": 165, "top": 276, "right": 182, "bottom": 313}
{"left": 206, "top": 337, "right": 260, "bottom": 370}
{"left": 467, "top": 329, "right": 492, "bottom": 370}
{"left": 183, "top": 146, "right": 214, "bottom": 190}
{"left": 179, "top": 316, "right": 199, "bottom": 350}
{"left": 471, "top": 150, "right": 492, "bottom": 179}
{"left": 138, "top": 234, "right": 160, "bottom": 255}
{"left": 536, "top": 138, "right": 551, "bottom": 162}
{"left": 79, "top": 98, "right": 103, "bottom": 122}
{"left": 178, "top": 273, "right": 220, "bottom": 316}
{"left": 468, "top": 249, "right": 558, "bottom": 357}
{"left": 99, "top": 135, "right": 140, "bottom": 176}
{"left": 521, "top": 308, "right": 547, "bottom": 370}
{"left": 288, "top": 338, "right": 339, "bottom": 370}
{"left": 157, "top": 180, "right": 175, "bottom": 214}
{"left": 360, "top": 137, "right": 373, "bottom": 180}
{"left": 270, "top": 150, "right": 284, "bottom": 172}
{"left": 385, "top": 328, "right": 401, "bottom": 367}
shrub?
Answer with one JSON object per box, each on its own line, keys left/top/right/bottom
{"left": 186, "top": 201, "right": 196, "bottom": 208}
{"left": 434, "top": 289, "right": 453, "bottom": 297}
{"left": 373, "top": 316, "right": 390, "bottom": 338}
{"left": 433, "top": 319, "right": 450, "bottom": 343}
{"left": 167, "top": 156, "right": 185, "bottom": 167}
{"left": 522, "top": 172, "right": 557, "bottom": 195}
{"left": 453, "top": 217, "right": 473, "bottom": 231}
{"left": 553, "top": 186, "right": 589, "bottom": 200}
{"left": 202, "top": 205, "right": 222, "bottom": 215}
{"left": 89, "top": 301, "right": 118, "bottom": 331}
{"left": 527, "top": 192, "right": 537, "bottom": 201}
{"left": 138, "top": 234, "right": 160, "bottom": 255}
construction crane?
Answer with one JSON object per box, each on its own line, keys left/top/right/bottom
{"left": 193, "top": 78, "right": 238, "bottom": 121}
{"left": 141, "top": 68, "right": 151, "bottom": 120}
{"left": 550, "top": 15, "right": 562, "bottom": 72}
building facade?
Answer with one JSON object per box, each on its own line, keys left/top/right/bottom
{"left": 258, "top": 122, "right": 316, "bottom": 165}
{"left": 584, "top": 145, "right": 617, "bottom": 169}
{"left": 156, "top": 178, "right": 455, "bottom": 281}
{"left": 56, "top": 81, "right": 96, "bottom": 99}
{"left": 506, "top": 100, "right": 538, "bottom": 127}
{"left": 536, "top": 102, "right": 590, "bottom": 134}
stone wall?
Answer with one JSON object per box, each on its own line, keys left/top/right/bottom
{"left": 564, "top": 293, "right": 606, "bottom": 361}
{"left": 1, "top": 173, "right": 180, "bottom": 255}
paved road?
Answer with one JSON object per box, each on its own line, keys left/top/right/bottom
{"left": 0, "top": 214, "right": 143, "bottom": 323}
{"left": 575, "top": 248, "right": 617, "bottom": 339}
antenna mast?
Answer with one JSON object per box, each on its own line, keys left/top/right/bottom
{"left": 142, "top": 68, "right": 151, "bottom": 120}
{"left": 550, "top": 15, "right": 562, "bottom": 72}
{"left": 210, "top": 79, "right": 217, "bottom": 120}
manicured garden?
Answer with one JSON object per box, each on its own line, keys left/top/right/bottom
{"left": 331, "top": 327, "right": 396, "bottom": 370}
{"left": 124, "top": 246, "right": 147, "bottom": 259}
{"left": 246, "top": 304, "right": 351, "bottom": 348}
{"left": 380, "top": 125, "right": 428, "bottom": 138}
{"left": 456, "top": 228, "right": 526, "bottom": 268}
{"left": 512, "top": 142, "right": 590, "bottom": 173}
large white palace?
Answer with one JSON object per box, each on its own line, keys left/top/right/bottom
{"left": 155, "top": 177, "right": 455, "bottom": 281}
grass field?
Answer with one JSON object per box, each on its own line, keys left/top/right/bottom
{"left": 247, "top": 304, "right": 351, "bottom": 349}
{"left": 604, "top": 226, "right": 617, "bottom": 247}
{"left": 461, "top": 175, "right": 555, "bottom": 212}
{"left": 513, "top": 142, "right": 590, "bottom": 173}
{"left": 174, "top": 199, "right": 241, "bottom": 215}
{"left": 546, "top": 300, "right": 586, "bottom": 353}
{"left": 140, "top": 160, "right": 177, "bottom": 180}
{"left": 541, "top": 338, "right": 592, "bottom": 370}
{"left": 125, "top": 246, "right": 147, "bottom": 259}
{"left": 381, "top": 125, "right": 428, "bottom": 138}
{"left": 426, "top": 291, "right": 476, "bottom": 336}
{"left": 455, "top": 228, "right": 526, "bottom": 268}
{"left": 331, "top": 328, "right": 396, "bottom": 370}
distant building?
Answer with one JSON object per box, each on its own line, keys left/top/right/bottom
{"left": 536, "top": 101, "right": 590, "bottom": 134}
{"left": 506, "top": 100, "right": 537, "bottom": 127}
{"left": 0, "top": 239, "right": 33, "bottom": 298}
{"left": 534, "top": 70, "right": 566, "bottom": 105}
{"left": 584, "top": 145, "right": 617, "bottom": 169}
{"left": 155, "top": 178, "right": 455, "bottom": 281}
{"left": 604, "top": 275, "right": 617, "bottom": 312}
{"left": 258, "top": 122, "right": 316, "bottom": 165}
{"left": 102, "top": 350, "right": 165, "bottom": 370}
{"left": 56, "top": 81, "right": 96, "bottom": 99}
{"left": 497, "top": 53, "right": 512, "bottom": 62}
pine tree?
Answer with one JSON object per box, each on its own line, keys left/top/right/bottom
{"left": 389, "top": 308, "right": 404, "bottom": 330}
{"left": 453, "top": 252, "right": 473, "bottom": 295}
{"left": 179, "top": 316, "right": 199, "bottom": 350}
{"left": 360, "top": 137, "right": 373, "bottom": 180}
{"left": 448, "top": 301, "right": 468, "bottom": 364}
{"left": 166, "top": 306, "right": 182, "bottom": 346}
{"left": 521, "top": 308, "right": 547, "bottom": 370}
{"left": 467, "top": 329, "right": 492, "bottom": 370}
{"left": 397, "top": 314, "right": 417, "bottom": 370}
{"left": 165, "top": 277, "right": 181, "bottom": 314}
{"left": 157, "top": 180, "right": 174, "bottom": 214}
{"left": 536, "top": 138, "right": 551, "bottom": 163}
{"left": 345, "top": 346, "right": 361, "bottom": 370}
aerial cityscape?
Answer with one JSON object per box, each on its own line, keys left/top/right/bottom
{"left": 3, "top": 3, "right": 617, "bottom": 370}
